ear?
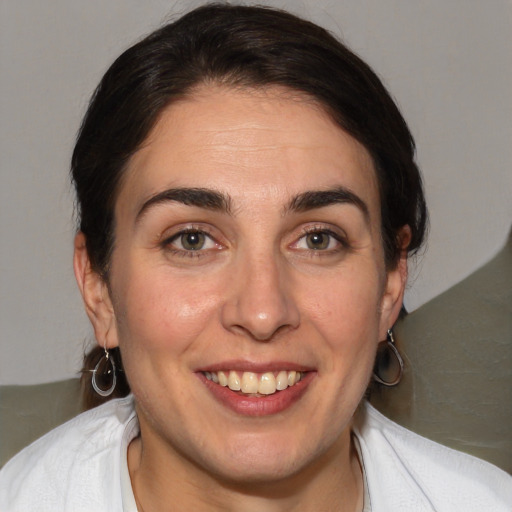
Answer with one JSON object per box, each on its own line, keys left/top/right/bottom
{"left": 73, "top": 232, "right": 119, "bottom": 349}
{"left": 378, "top": 226, "right": 411, "bottom": 340}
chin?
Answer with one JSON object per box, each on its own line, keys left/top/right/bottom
{"left": 193, "top": 429, "right": 337, "bottom": 488}
{"left": 206, "top": 455, "right": 307, "bottom": 487}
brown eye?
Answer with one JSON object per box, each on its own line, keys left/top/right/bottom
{"left": 305, "top": 232, "right": 330, "bottom": 250}
{"left": 180, "top": 231, "right": 206, "bottom": 250}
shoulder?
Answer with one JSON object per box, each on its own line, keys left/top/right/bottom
{"left": 0, "top": 395, "right": 137, "bottom": 512}
{"left": 353, "top": 401, "right": 512, "bottom": 512}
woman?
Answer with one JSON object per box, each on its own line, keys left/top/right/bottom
{"left": 1, "top": 4, "right": 510, "bottom": 511}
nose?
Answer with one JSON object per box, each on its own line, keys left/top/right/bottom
{"left": 221, "top": 253, "right": 300, "bottom": 341}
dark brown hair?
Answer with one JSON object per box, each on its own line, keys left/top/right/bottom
{"left": 73, "top": 3, "right": 428, "bottom": 409}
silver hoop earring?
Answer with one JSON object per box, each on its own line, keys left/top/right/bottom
{"left": 372, "top": 329, "right": 404, "bottom": 387}
{"left": 91, "top": 346, "right": 117, "bottom": 397}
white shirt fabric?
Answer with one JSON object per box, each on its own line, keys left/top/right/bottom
{"left": 1, "top": 395, "right": 510, "bottom": 511}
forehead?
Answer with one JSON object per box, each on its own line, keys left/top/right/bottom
{"left": 119, "top": 85, "right": 380, "bottom": 220}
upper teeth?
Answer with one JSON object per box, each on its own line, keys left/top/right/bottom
{"left": 203, "top": 370, "right": 304, "bottom": 395}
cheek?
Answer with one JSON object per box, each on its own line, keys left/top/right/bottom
{"left": 112, "top": 267, "right": 223, "bottom": 353}
{"left": 300, "top": 263, "right": 383, "bottom": 353}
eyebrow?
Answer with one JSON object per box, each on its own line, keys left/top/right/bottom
{"left": 135, "top": 185, "right": 369, "bottom": 223}
{"left": 136, "top": 187, "right": 232, "bottom": 222}
{"left": 284, "top": 186, "right": 370, "bottom": 221}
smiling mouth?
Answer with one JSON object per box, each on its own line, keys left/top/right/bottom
{"left": 202, "top": 370, "right": 305, "bottom": 396}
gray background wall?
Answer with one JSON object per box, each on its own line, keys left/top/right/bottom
{"left": 1, "top": 0, "right": 511, "bottom": 385}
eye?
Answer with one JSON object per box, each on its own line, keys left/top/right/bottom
{"left": 304, "top": 232, "right": 332, "bottom": 250}
{"left": 178, "top": 231, "right": 207, "bottom": 251}
{"left": 165, "top": 229, "right": 218, "bottom": 252}
{"left": 293, "top": 228, "right": 345, "bottom": 252}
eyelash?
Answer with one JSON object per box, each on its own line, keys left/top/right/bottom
{"left": 161, "top": 226, "right": 220, "bottom": 258}
{"left": 160, "top": 224, "right": 349, "bottom": 260}
{"left": 293, "top": 226, "right": 349, "bottom": 255}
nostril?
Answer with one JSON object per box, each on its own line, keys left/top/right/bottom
{"left": 230, "top": 322, "right": 297, "bottom": 342}
{"left": 220, "top": 261, "right": 301, "bottom": 340}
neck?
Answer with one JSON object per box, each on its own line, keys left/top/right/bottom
{"left": 128, "top": 423, "right": 363, "bottom": 512}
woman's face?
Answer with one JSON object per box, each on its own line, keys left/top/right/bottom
{"left": 79, "top": 85, "right": 406, "bottom": 483}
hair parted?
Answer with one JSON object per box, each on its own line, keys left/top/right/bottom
{"left": 73, "top": 3, "right": 428, "bottom": 408}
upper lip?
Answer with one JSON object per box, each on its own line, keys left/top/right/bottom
{"left": 195, "top": 360, "right": 315, "bottom": 373}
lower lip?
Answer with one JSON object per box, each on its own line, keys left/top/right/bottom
{"left": 198, "top": 372, "right": 315, "bottom": 416}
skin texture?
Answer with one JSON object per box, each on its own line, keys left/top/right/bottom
{"left": 74, "top": 86, "right": 408, "bottom": 511}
